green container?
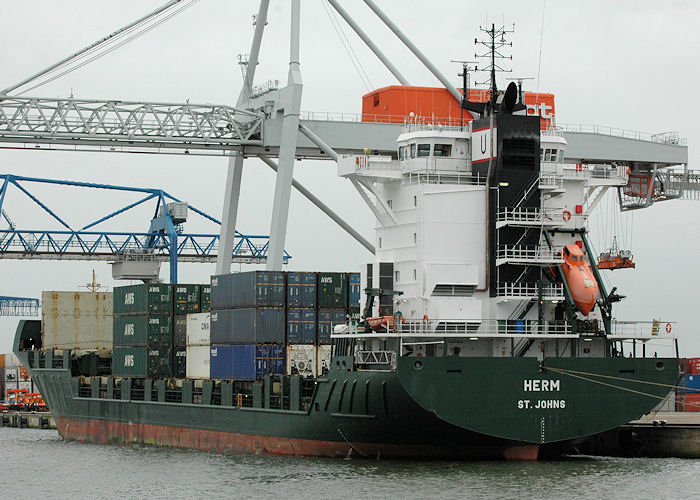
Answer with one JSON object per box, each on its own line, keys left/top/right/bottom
{"left": 174, "top": 284, "right": 201, "bottom": 315}
{"left": 148, "top": 347, "right": 172, "bottom": 378}
{"left": 113, "top": 346, "right": 148, "bottom": 377}
{"left": 113, "top": 315, "right": 172, "bottom": 346}
{"left": 200, "top": 284, "right": 211, "bottom": 312}
{"left": 113, "top": 284, "right": 172, "bottom": 315}
{"left": 317, "top": 272, "right": 348, "bottom": 308}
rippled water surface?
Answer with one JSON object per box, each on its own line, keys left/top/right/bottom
{"left": 1, "top": 427, "right": 698, "bottom": 499}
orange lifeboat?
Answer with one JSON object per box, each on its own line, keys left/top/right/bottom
{"left": 560, "top": 244, "right": 598, "bottom": 315}
{"left": 365, "top": 315, "right": 404, "bottom": 332}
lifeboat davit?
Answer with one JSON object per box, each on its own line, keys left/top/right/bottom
{"left": 560, "top": 244, "right": 598, "bottom": 315}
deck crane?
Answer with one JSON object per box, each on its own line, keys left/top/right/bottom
{"left": 0, "top": 0, "right": 691, "bottom": 285}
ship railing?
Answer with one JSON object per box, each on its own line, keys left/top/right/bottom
{"left": 403, "top": 171, "right": 486, "bottom": 186}
{"left": 608, "top": 319, "right": 678, "bottom": 339}
{"left": 335, "top": 319, "right": 573, "bottom": 338}
{"left": 557, "top": 163, "right": 630, "bottom": 183}
{"left": 496, "top": 245, "right": 563, "bottom": 265}
{"left": 354, "top": 350, "right": 397, "bottom": 370}
{"left": 496, "top": 207, "right": 564, "bottom": 226}
{"left": 496, "top": 282, "right": 564, "bottom": 300}
{"left": 557, "top": 123, "right": 686, "bottom": 146}
{"left": 539, "top": 173, "right": 565, "bottom": 190}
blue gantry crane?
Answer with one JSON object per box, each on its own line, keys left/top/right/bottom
{"left": 0, "top": 174, "right": 289, "bottom": 283}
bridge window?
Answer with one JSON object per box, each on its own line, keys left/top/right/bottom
{"left": 395, "top": 270, "right": 400, "bottom": 282}
{"left": 559, "top": 150, "right": 564, "bottom": 162}
{"left": 399, "top": 146, "right": 406, "bottom": 160}
{"left": 417, "top": 144, "right": 431, "bottom": 157}
{"left": 434, "top": 144, "right": 452, "bottom": 157}
{"left": 410, "top": 143, "right": 416, "bottom": 158}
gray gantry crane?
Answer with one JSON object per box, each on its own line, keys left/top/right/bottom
{"left": 0, "top": 0, "right": 691, "bottom": 282}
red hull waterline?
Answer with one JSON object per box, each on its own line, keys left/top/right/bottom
{"left": 56, "top": 417, "right": 540, "bottom": 461}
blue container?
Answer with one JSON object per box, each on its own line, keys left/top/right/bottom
{"left": 211, "top": 271, "right": 286, "bottom": 309}
{"left": 210, "top": 344, "right": 285, "bottom": 381}
{"left": 348, "top": 273, "right": 361, "bottom": 309}
{"left": 678, "top": 374, "right": 700, "bottom": 393}
{"left": 287, "top": 308, "right": 316, "bottom": 344}
{"left": 210, "top": 307, "right": 285, "bottom": 344}
{"left": 317, "top": 308, "right": 347, "bottom": 344}
{"left": 287, "top": 272, "right": 317, "bottom": 308}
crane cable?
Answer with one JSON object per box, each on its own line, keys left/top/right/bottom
{"left": 16, "top": 0, "right": 200, "bottom": 96}
{"left": 321, "top": 0, "right": 373, "bottom": 92}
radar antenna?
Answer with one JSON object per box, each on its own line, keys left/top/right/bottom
{"left": 474, "top": 23, "right": 515, "bottom": 106}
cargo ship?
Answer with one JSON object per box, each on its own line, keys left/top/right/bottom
{"left": 12, "top": 76, "right": 683, "bottom": 461}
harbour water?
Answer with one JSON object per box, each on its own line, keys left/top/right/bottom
{"left": 1, "top": 428, "right": 697, "bottom": 499}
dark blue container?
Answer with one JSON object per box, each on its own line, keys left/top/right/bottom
{"left": 211, "top": 271, "right": 286, "bottom": 309}
{"left": 678, "top": 374, "right": 700, "bottom": 393}
{"left": 317, "top": 308, "right": 347, "bottom": 344}
{"left": 210, "top": 307, "right": 285, "bottom": 344}
{"left": 348, "top": 273, "right": 361, "bottom": 309}
{"left": 209, "top": 344, "right": 285, "bottom": 381}
{"left": 287, "top": 308, "right": 316, "bottom": 344}
{"left": 287, "top": 272, "right": 317, "bottom": 308}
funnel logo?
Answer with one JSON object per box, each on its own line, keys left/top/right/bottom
{"left": 526, "top": 102, "right": 554, "bottom": 119}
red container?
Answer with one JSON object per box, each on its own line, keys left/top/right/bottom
{"left": 686, "top": 357, "right": 700, "bottom": 375}
{"left": 684, "top": 393, "right": 700, "bottom": 412}
{"left": 676, "top": 392, "right": 686, "bottom": 412}
{"left": 361, "top": 85, "right": 556, "bottom": 129}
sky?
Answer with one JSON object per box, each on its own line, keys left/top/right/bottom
{"left": 1, "top": 0, "right": 699, "bottom": 356}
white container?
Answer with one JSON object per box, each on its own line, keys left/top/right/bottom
{"left": 317, "top": 345, "right": 332, "bottom": 377}
{"left": 18, "top": 380, "right": 32, "bottom": 392}
{"left": 41, "top": 291, "right": 113, "bottom": 351}
{"left": 287, "top": 345, "right": 316, "bottom": 377}
{"left": 186, "top": 345, "right": 210, "bottom": 379}
{"left": 186, "top": 313, "right": 211, "bottom": 346}
{"left": 4, "top": 380, "right": 18, "bottom": 393}
{"left": 4, "top": 367, "right": 18, "bottom": 382}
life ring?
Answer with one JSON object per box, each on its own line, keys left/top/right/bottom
{"left": 563, "top": 210, "right": 572, "bottom": 221}
{"left": 665, "top": 322, "right": 672, "bottom": 333}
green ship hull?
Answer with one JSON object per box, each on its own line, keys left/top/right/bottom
{"left": 16, "top": 335, "right": 678, "bottom": 460}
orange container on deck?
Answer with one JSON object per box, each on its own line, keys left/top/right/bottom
{"left": 362, "top": 86, "right": 556, "bottom": 129}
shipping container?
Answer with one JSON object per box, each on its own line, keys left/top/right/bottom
{"left": 317, "top": 344, "right": 332, "bottom": 376}
{"left": 686, "top": 357, "right": 700, "bottom": 375}
{"left": 200, "top": 284, "right": 211, "bottom": 312}
{"left": 4, "top": 367, "right": 18, "bottom": 382}
{"left": 174, "top": 284, "right": 201, "bottom": 314}
{"left": 3, "top": 380, "right": 18, "bottom": 394}
{"left": 113, "top": 315, "right": 172, "bottom": 346}
{"left": 317, "top": 308, "right": 347, "bottom": 344}
{"left": 678, "top": 374, "right": 700, "bottom": 393}
{"left": 210, "top": 344, "right": 285, "bottom": 381}
{"left": 361, "top": 85, "right": 556, "bottom": 130}
{"left": 113, "top": 283, "right": 172, "bottom": 315}
{"left": 113, "top": 346, "right": 148, "bottom": 377}
{"left": 186, "top": 345, "right": 210, "bottom": 379}
{"left": 287, "top": 344, "right": 316, "bottom": 376}
{"left": 18, "top": 366, "right": 30, "bottom": 381}
{"left": 174, "top": 315, "right": 187, "bottom": 346}
{"left": 148, "top": 347, "right": 172, "bottom": 379}
{"left": 173, "top": 347, "right": 187, "bottom": 378}
{"left": 287, "top": 272, "right": 317, "bottom": 308}
{"left": 41, "top": 291, "right": 113, "bottom": 350}
{"left": 677, "top": 392, "right": 700, "bottom": 412}
{"left": 318, "top": 272, "right": 348, "bottom": 308}
{"left": 210, "top": 271, "right": 286, "bottom": 309}
{"left": 210, "top": 308, "right": 285, "bottom": 344}
{"left": 186, "top": 312, "right": 210, "bottom": 346}
{"left": 287, "top": 308, "right": 316, "bottom": 344}
{"left": 348, "top": 273, "right": 361, "bottom": 309}
{"left": 18, "top": 380, "right": 32, "bottom": 392}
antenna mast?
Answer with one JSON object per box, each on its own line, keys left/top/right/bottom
{"left": 474, "top": 23, "right": 514, "bottom": 106}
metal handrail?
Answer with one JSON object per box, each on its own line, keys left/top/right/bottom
{"left": 497, "top": 282, "right": 564, "bottom": 298}
{"left": 497, "top": 245, "right": 563, "bottom": 262}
